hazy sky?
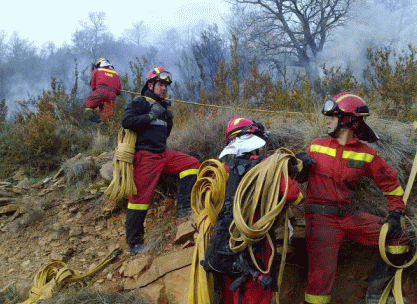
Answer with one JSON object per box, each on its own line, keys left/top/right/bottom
{"left": 2, "top": 0, "right": 231, "bottom": 47}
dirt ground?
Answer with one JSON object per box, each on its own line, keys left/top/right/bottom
{"left": 1, "top": 186, "right": 417, "bottom": 304}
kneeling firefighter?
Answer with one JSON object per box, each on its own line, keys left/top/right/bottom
{"left": 189, "top": 117, "right": 309, "bottom": 304}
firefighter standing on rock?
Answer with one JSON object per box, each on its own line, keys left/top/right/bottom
{"left": 122, "top": 66, "right": 200, "bottom": 256}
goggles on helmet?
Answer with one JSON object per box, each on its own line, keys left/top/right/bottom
{"left": 322, "top": 99, "right": 339, "bottom": 116}
{"left": 157, "top": 71, "right": 172, "bottom": 84}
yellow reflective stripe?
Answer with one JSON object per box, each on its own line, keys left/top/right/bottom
{"left": 309, "top": 144, "right": 336, "bottom": 157}
{"left": 154, "top": 67, "right": 160, "bottom": 74}
{"left": 179, "top": 169, "right": 199, "bottom": 179}
{"left": 342, "top": 151, "right": 374, "bottom": 162}
{"left": 97, "top": 68, "right": 118, "bottom": 74}
{"left": 386, "top": 245, "right": 411, "bottom": 254}
{"left": 127, "top": 203, "right": 149, "bottom": 210}
{"left": 305, "top": 293, "right": 331, "bottom": 303}
{"left": 335, "top": 93, "right": 365, "bottom": 104}
{"left": 292, "top": 192, "right": 304, "bottom": 206}
{"left": 383, "top": 185, "right": 404, "bottom": 196}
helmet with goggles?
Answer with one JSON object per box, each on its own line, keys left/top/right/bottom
{"left": 322, "top": 93, "right": 370, "bottom": 117}
{"left": 224, "top": 117, "right": 267, "bottom": 144}
{"left": 322, "top": 92, "right": 378, "bottom": 143}
{"left": 141, "top": 66, "right": 172, "bottom": 95}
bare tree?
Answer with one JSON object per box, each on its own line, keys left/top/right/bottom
{"left": 191, "top": 24, "right": 228, "bottom": 93}
{"left": 229, "top": 0, "right": 355, "bottom": 82}
{"left": 123, "top": 21, "right": 148, "bottom": 47}
{"left": 71, "top": 11, "right": 111, "bottom": 61}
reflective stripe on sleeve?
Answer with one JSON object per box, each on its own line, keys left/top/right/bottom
{"left": 383, "top": 185, "right": 404, "bottom": 196}
{"left": 127, "top": 203, "right": 149, "bottom": 210}
{"left": 305, "top": 293, "right": 331, "bottom": 304}
{"left": 292, "top": 192, "right": 304, "bottom": 206}
{"left": 179, "top": 168, "right": 199, "bottom": 179}
{"left": 309, "top": 144, "right": 336, "bottom": 157}
{"left": 386, "top": 245, "right": 410, "bottom": 254}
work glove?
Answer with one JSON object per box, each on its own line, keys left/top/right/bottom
{"left": 296, "top": 152, "right": 315, "bottom": 168}
{"left": 148, "top": 102, "right": 166, "bottom": 120}
{"left": 289, "top": 152, "right": 315, "bottom": 182}
{"left": 385, "top": 209, "right": 403, "bottom": 239}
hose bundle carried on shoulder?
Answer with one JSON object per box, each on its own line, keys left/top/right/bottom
{"left": 187, "top": 159, "right": 228, "bottom": 304}
{"left": 104, "top": 128, "right": 137, "bottom": 203}
{"left": 230, "top": 148, "right": 300, "bottom": 303}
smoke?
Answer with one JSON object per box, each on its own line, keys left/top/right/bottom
{"left": 317, "top": 0, "right": 417, "bottom": 80}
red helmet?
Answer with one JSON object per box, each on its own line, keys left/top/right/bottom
{"left": 323, "top": 92, "right": 378, "bottom": 142}
{"left": 322, "top": 92, "right": 370, "bottom": 117}
{"left": 141, "top": 66, "right": 172, "bottom": 94}
{"left": 224, "top": 117, "right": 266, "bottom": 144}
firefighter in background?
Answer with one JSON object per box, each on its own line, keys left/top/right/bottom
{"left": 301, "top": 93, "right": 408, "bottom": 304}
{"left": 122, "top": 66, "right": 200, "bottom": 256}
{"left": 211, "top": 117, "right": 306, "bottom": 304}
{"left": 85, "top": 57, "right": 122, "bottom": 123}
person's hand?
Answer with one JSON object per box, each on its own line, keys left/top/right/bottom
{"left": 296, "top": 152, "right": 315, "bottom": 168}
{"left": 148, "top": 102, "right": 166, "bottom": 120}
{"left": 385, "top": 209, "right": 403, "bottom": 239}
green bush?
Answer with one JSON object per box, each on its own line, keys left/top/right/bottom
{"left": 363, "top": 44, "right": 417, "bottom": 121}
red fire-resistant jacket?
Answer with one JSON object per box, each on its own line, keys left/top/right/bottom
{"left": 89, "top": 67, "right": 121, "bottom": 94}
{"left": 305, "top": 137, "right": 405, "bottom": 212}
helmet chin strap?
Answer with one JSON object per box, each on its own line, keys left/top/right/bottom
{"left": 328, "top": 113, "right": 356, "bottom": 138}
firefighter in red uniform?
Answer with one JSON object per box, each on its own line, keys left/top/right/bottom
{"left": 85, "top": 57, "right": 122, "bottom": 122}
{"left": 211, "top": 117, "right": 305, "bottom": 304}
{"left": 122, "top": 66, "right": 200, "bottom": 256}
{"left": 301, "top": 93, "right": 408, "bottom": 304}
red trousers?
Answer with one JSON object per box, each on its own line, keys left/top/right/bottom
{"left": 305, "top": 210, "right": 407, "bottom": 301}
{"left": 218, "top": 275, "right": 273, "bottom": 304}
{"left": 85, "top": 88, "right": 116, "bottom": 122}
{"left": 128, "top": 149, "right": 200, "bottom": 206}
{"left": 218, "top": 238, "right": 273, "bottom": 304}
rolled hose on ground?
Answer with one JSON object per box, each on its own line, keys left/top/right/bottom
{"left": 19, "top": 249, "right": 122, "bottom": 304}
{"left": 187, "top": 148, "right": 300, "bottom": 304}
{"left": 104, "top": 128, "right": 137, "bottom": 204}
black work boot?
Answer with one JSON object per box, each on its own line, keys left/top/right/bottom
{"left": 177, "top": 174, "right": 197, "bottom": 218}
{"left": 126, "top": 209, "right": 148, "bottom": 255}
{"left": 365, "top": 253, "right": 407, "bottom": 304}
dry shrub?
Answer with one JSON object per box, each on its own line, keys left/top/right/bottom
{"left": 41, "top": 289, "right": 148, "bottom": 304}
{"left": 62, "top": 155, "right": 98, "bottom": 186}
{"left": 0, "top": 283, "right": 19, "bottom": 304}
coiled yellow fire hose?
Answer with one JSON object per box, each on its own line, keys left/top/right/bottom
{"left": 187, "top": 159, "right": 228, "bottom": 304}
{"left": 104, "top": 128, "right": 137, "bottom": 203}
{"left": 377, "top": 148, "right": 417, "bottom": 304}
{"left": 19, "top": 249, "right": 122, "bottom": 304}
{"left": 230, "top": 148, "right": 301, "bottom": 304}
{"left": 187, "top": 148, "right": 301, "bottom": 304}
